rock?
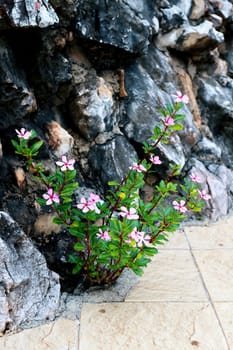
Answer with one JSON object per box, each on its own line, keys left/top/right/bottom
{"left": 0, "top": 38, "right": 37, "bottom": 130}
{"left": 197, "top": 76, "right": 233, "bottom": 168}
{"left": 0, "top": 211, "right": 60, "bottom": 334}
{"left": 194, "top": 137, "right": 222, "bottom": 159}
{"left": 156, "top": 20, "right": 224, "bottom": 54}
{"left": 160, "top": 5, "right": 188, "bottom": 32}
{"left": 208, "top": 163, "right": 233, "bottom": 198}
{"left": 46, "top": 121, "right": 74, "bottom": 158}
{"left": 174, "top": 64, "right": 202, "bottom": 131}
{"left": 187, "top": 159, "right": 229, "bottom": 220}
{"left": 75, "top": 0, "right": 157, "bottom": 53}
{"left": 208, "top": 0, "right": 233, "bottom": 19}
{"left": 34, "top": 213, "right": 61, "bottom": 236}
{"left": 189, "top": 0, "right": 206, "bottom": 20}
{"left": 4, "top": 0, "right": 59, "bottom": 28}
{"left": 37, "top": 53, "right": 72, "bottom": 94}
{"left": 14, "top": 167, "right": 26, "bottom": 189}
{"left": 168, "top": 0, "right": 192, "bottom": 16}
{"left": 88, "top": 136, "right": 138, "bottom": 189}
{"left": 122, "top": 46, "right": 197, "bottom": 170}
{"left": 69, "top": 62, "right": 114, "bottom": 140}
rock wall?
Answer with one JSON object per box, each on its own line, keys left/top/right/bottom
{"left": 1, "top": 0, "right": 233, "bottom": 330}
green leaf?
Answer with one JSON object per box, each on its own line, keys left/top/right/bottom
{"left": 132, "top": 265, "right": 144, "bottom": 276}
{"left": 136, "top": 257, "right": 151, "bottom": 267}
{"left": 171, "top": 123, "right": 183, "bottom": 131}
{"left": 65, "top": 170, "right": 77, "bottom": 182}
{"left": 11, "top": 139, "right": 21, "bottom": 151}
{"left": 166, "top": 103, "right": 174, "bottom": 114}
{"left": 30, "top": 129, "right": 37, "bottom": 139}
{"left": 174, "top": 102, "right": 183, "bottom": 111}
{"left": 61, "top": 182, "right": 78, "bottom": 197}
{"left": 37, "top": 197, "right": 46, "bottom": 206}
{"left": 153, "top": 125, "right": 161, "bottom": 139}
{"left": 30, "top": 140, "right": 43, "bottom": 155}
{"left": 72, "top": 264, "right": 83, "bottom": 274}
{"left": 174, "top": 114, "right": 185, "bottom": 121}
{"left": 74, "top": 242, "right": 85, "bottom": 252}
{"left": 108, "top": 180, "right": 119, "bottom": 186}
{"left": 53, "top": 217, "right": 64, "bottom": 225}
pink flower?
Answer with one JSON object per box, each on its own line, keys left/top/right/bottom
{"left": 129, "top": 162, "right": 147, "bottom": 173}
{"left": 88, "top": 193, "right": 101, "bottom": 205}
{"left": 15, "top": 128, "right": 32, "bottom": 140}
{"left": 97, "top": 229, "right": 111, "bottom": 241}
{"left": 172, "top": 200, "right": 188, "bottom": 213}
{"left": 77, "top": 193, "right": 102, "bottom": 213}
{"left": 77, "top": 197, "right": 91, "bottom": 213}
{"left": 56, "top": 155, "right": 75, "bottom": 171}
{"left": 150, "top": 155, "right": 162, "bottom": 165}
{"left": 35, "top": 1, "right": 40, "bottom": 11}
{"left": 88, "top": 193, "right": 102, "bottom": 213}
{"left": 198, "top": 190, "right": 211, "bottom": 201}
{"left": 43, "top": 188, "right": 60, "bottom": 205}
{"left": 173, "top": 91, "right": 189, "bottom": 104}
{"left": 119, "top": 206, "right": 139, "bottom": 220}
{"left": 189, "top": 173, "right": 202, "bottom": 183}
{"left": 164, "top": 116, "right": 175, "bottom": 126}
{"left": 127, "top": 228, "right": 152, "bottom": 247}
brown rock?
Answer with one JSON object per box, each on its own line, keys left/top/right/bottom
{"left": 14, "top": 167, "right": 26, "bottom": 189}
{"left": 175, "top": 66, "right": 202, "bottom": 130}
{"left": 46, "top": 121, "right": 74, "bottom": 158}
{"left": 34, "top": 213, "right": 61, "bottom": 236}
{"left": 189, "top": 0, "right": 206, "bottom": 20}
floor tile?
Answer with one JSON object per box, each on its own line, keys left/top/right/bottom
{"left": 0, "top": 319, "right": 78, "bottom": 350}
{"left": 79, "top": 302, "right": 228, "bottom": 350}
{"left": 214, "top": 302, "right": 233, "bottom": 349}
{"left": 159, "top": 229, "right": 189, "bottom": 249}
{"left": 193, "top": 250, "right": 233, "bottom": 301}
{"left": 126, "top": 250, "right": 207, "bottom": 302}
{"left": 185, "top": 216, "right": 233, "bottom": 249}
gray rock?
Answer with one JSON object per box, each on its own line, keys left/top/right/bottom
{"left": 0, "top": 38, "right": 37, "bottom": 129}
{"left": 5, "top": 0, "right": 59, "bottom": 28}
{"left": 0, "top": 212, "right": 60, "bottom": 334}
{"left": 167, "top": 0, "right": 192, "bottom": 16}
{"left": 197, "top": 76, "right": 233, "bottom": 167}
{"left": 160, "top": 5, "right": 188, "bottom": 32}
{"left": 75, "top": 0, "right": 157, "bottom": 53}
{"left": 194, "top": 137, "right": 222, "bottom": 159}
{"left": 156, "top": 20, "right": 224, "bottom": 53}
{"left": 37, "top": 53, "right": 72, "bottom": 94}
{"left": 208, "top": 163, "right": 233, "bottom": 197}
{"left": 210, "top": 0, "right": 233, "bottom": 19}
{"left": 69, "top": 65, "right": 114, "bottom": 140}
{"left": 198, "top": 76, "right": 233, "bottom": 119}
{"left": 188, "top": 159, "right": 229, "bottom": 220}
{"left": 88, "top": 135, "right": 138, "bottom": 188}
{"left": 122, "top": 46, "right": 197, "bottom": 170}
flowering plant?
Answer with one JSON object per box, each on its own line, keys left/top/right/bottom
{"left": 12, "top": 93, "right": 211, "bottom": 286}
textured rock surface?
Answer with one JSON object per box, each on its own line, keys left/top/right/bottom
{"left": 75, "top": 0, "right": 157, "bottom": 53}
{"left": 1, "top": 0, "right": 59, "bottom": 28}
{"left": 1, "top": 0, "right": 233, "bottom": 334}
{"left": 0, "top": 211, "right": 60, "bottom": 335}
{"left": 0, "top": 38, "right": 37, "bottom": 129}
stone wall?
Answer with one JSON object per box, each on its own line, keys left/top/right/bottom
{"left": 1, "top": 0, "right": 233, "bottom": 333}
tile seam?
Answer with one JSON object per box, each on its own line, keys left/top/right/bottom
{"left": 184, "top": 230, "right": 231, "bottom": 350}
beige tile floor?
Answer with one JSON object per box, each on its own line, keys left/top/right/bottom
{"left": 1, "top": 216, "right": 233, "bottom": 349}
